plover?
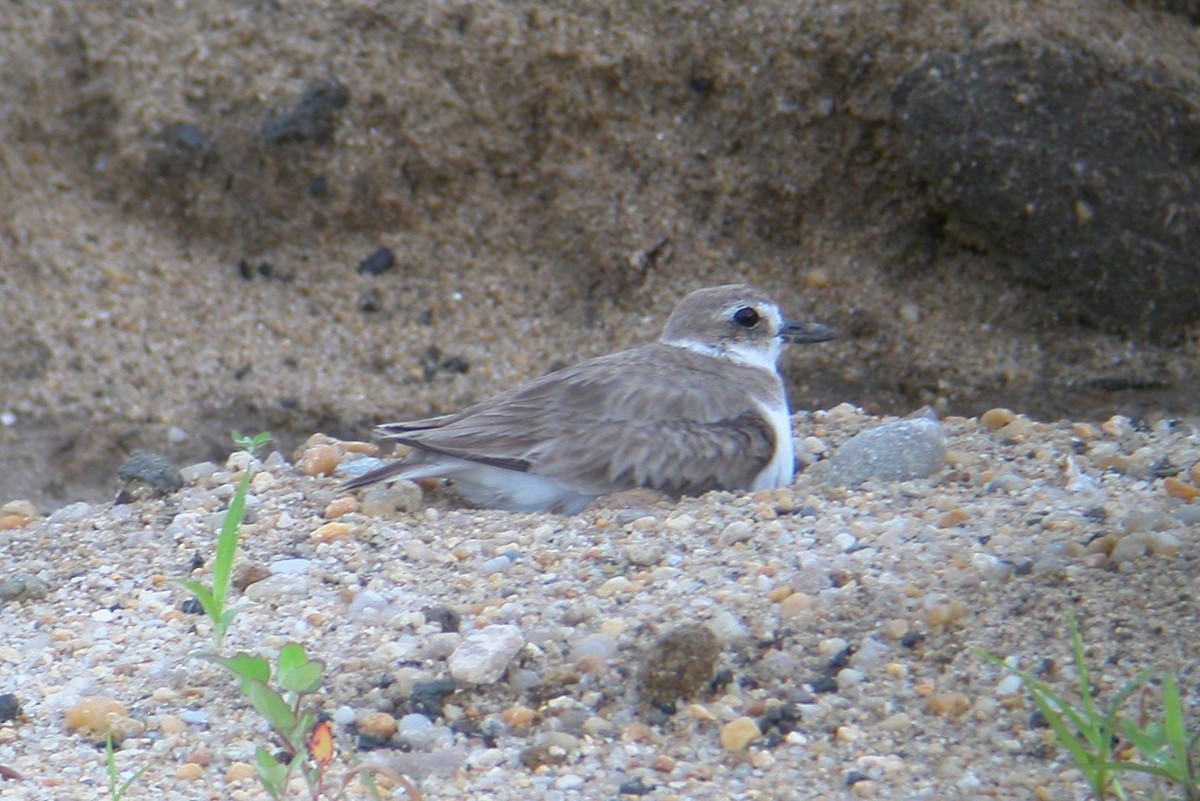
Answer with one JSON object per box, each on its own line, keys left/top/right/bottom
{"left": 344, "top": 284, "right": 835, "bottom": 513}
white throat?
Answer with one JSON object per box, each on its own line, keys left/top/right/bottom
{"left": 662, "top": 337, "right": 782, "bottom": 371}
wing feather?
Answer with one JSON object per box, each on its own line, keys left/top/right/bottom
{"left": 369, "top": 344, "right": 785, "bottom": 494}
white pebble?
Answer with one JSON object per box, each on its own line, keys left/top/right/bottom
{"left": 448, "top": 625, "right": 525, "bottom": 684}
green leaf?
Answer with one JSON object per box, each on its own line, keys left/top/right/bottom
{"left": 277, "top": 643, "right": 309, "bottom": 677}
{"left": 255, "top": 747, "right": 289, "bottom": 800}
{"left": 247, "top": 680, "right": 298, "bottom": 742}
{"left": 173, "top": 578, "right": 216, "bottom": 615}
{"left": 279, "top": 657, "right": 324, "bottom": 696}
{"left": 211, "top": 470, "right": 250, "bottom": 611}
{"left": 207, "top": 652, "right": 271, "bottom": 694}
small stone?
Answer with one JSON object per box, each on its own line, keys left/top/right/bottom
{"left": 0, "top": 694, "right": 21, "bottom": 723}
{"left": 924, "top": 692, "right": 970, "bottom": 717}
{"left": 448, "top": 625, "right": 525, "bottom": 684}
{"left": 880, "top": 712, "right": 911, "bottom": 731}
{"left": 358, "top": 246, "right": 396, "bottom": 275}
{"left": 359, "top": 711, "right": 398, "bottom": 740}
{"left": 323, "top": 496, "right": 360, "bottom": 519}
{"left": 501, "top": 706, "right": 537, "bottom": 729}
{"left": 925, "top": 601, "right": 969, "bottom": 628}
{"left": 158, "top": 714, "right": 186, "bottom": 734}
{"left": 226, "top": 762, "right": 256, "bottom": 783}
{"left": 979, "top": 408, "right": 1017, "bottom": 432}
{"left": 176, "top": 762, "right": 204, "bottom": 780}
{"left": 117, "top": 449, "right": 184, "bottom": 494}
{"left": 64, "top": 696, "right": 130, "bottom": 739}
{"left": 0, "top": 500, "right": 39, "bottom": 530}
{"left": 1110, "top": 533, "right": 1150, "bottom": 564}
{"left": 1164, "top": 477, "right": 1200, "bottom": 501}
{"left": 779, "top": 592, "right": 814, "bottom": 617}
{"left": 311, "top": 521, "right": 354, "bottom": 542}
{"left": 637, "top": 624, "right": 719, "bottom": 707}
{"left": 596, "top": 576, "right": 630, "bottom": 597}
{"left": 1148, "top": 531, "right": 1181, "bottom": 556}
{"left": 295, "top": 437, "right": 343, "bottom": 477}
{"left": 0, "top": 573, "right": 50, "bottom": 604}
{"left": 827, "top": 418, "right": 946, "bottom": 485}
{"left": 720, "top": 716, "right": 761, "bottom": 751}
{"left": 231, "top": 563, "right": 271, "bottom": 592}
{"left": 719, "top": 521, "right": 754, "bottom": 546}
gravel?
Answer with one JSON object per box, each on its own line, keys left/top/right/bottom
{"left": 0, "top": 405, "right": 1198, "bottom": 799}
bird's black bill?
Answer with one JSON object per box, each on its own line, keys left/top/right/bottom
{"left": 780, "top": 319, "right": 837, "bottom": 344}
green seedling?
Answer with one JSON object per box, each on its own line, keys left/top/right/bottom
{"left": 1100, "top": 672, "right": 1200, "bottom": 801}
{"left": 205, "top": 644, "right": 403, "bottom": 801}
{"left": 105, "top": 731, "right": 147, "bottom": 801}
{"left": 978, "top": 613, "right": 1199, "bottom": 800}
{"left": 175, "top": 430, "right": 271, "bottom": 648}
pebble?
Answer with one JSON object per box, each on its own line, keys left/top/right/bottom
{"left": 448, "top": 625, "right": 525, "bottom": 684}
{"left": 1164, "top": 477, "right": 1200, "bottom": 500}
{"left": 501, "top": 706, "right": 537, "bottom": 728}
{"left": 359, "top": 711, "right": 398, "bottom": 740}
{"left": 226, "top": 762, "right": 256, "bottom": 783}
{"left": 323, "top": 496, "right": 360, "bottom": 518}
{"left": 64, "top": 696, "right": 131, "bottom": 739}
{"left": 296, "top": 440, "right": 343, "bottom": 477}
{"left": 0, "top": 573, "right": 50, "bottom": 604}
{"left": 176, "top": 763, "right": 204, "bottom": 780}
{"left": 118, "top": 449, "right": 184, "bottom": 494}
{"left": 596, "top": 576, "right": 630, "bottom": 597}
{"left": 719, "top": 521, "right": 754, "bottom": 546}
{"left": 720, "top": 717, "right": 761, "bottom": 751}
{"left": 924, "top": 692, "right": 971, "bottom": 717}
{"left": 311, "top": 521, "right": 354, "bottom": 542}
{"left": 0, "top": 500, "right": 39, "bottom": 530}
{"left": 979, "top": 408, "right": 1017, "bottom": 432}
{"left": 637, "top": 624, "right": 720, "bottom": 706}
{"left": 360, "top": 481, "right": 423, "bottom": 515}
{"left": 47, "top": 501, "right": 91, "bottom": 524}
{"left": 826, "top": 418, "right": 947, "bottom": 485}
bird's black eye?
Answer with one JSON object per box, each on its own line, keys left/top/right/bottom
{"left": 732, "top": 306, "right": 760, "bottom": 328}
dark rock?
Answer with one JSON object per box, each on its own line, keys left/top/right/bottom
{"left": 636, "top": 623, "right": 720, "bottom": 707}
{"left": 423, "top": 605, "right": 461, "bottom": 633}
{"left": 408, "top": 677, "right": 457, "bottom": 717}
{"left": 117, "top": 448, "right": 183, "bottom": 494}
{"left": 262, "top": 79, "right": 350, "bottom": 145}
{"left": 0, "top": 694, "right": 21, "bottom": 723}
{"left": 181, "top": 597, "right": 203, "bottom": 615}
{"left": 893, "top": 43, "right": 1200, "bottom": 337}
{"left": 617, "top": 777, "right": 656, "bottom": 795}
{"left": 357, "top": 246, "right": 395, "bottom": 275}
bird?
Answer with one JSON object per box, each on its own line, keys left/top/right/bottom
{"left": 343, "top": 284, "right": 835, "bottom": 514}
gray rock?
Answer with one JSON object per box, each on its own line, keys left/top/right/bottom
{"left": 893, "top": 42, "right": 1200, "bottom": 337}
{"left": 448, "top": 624, "right": 525, "bottom": 684}
{"left": 0, "top": 573, "right": 50, "bottom": 605}
{"left": 117, "top": 448, "right": 183, "bottom": 494}
{"left": 827, "top": 418, "right": 946, "bottom": 485}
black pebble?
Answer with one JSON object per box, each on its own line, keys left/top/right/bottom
{"left": 423, "top": 605, "right": 461, "bottom": 632}
{"left": 0, "top": 693, "right": 21, "bottom": 723}
{"left": 358, "top": 246, "right": 395, "bottom": 275}
{"left": 181, "top": 597, "right": 204, "bottom": 615}
{"left": 409, "top": 677, "right": 457, "bottom": 717}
